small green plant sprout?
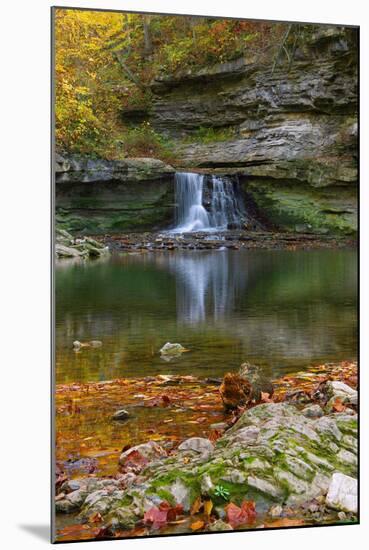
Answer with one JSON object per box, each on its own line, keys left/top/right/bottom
{"left": 214, "top": 485, "right": 230, "bottom": 500}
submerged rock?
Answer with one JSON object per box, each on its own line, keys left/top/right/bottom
{"left": 73, "top": 340, "right": 103, "bottom": 350}
{"left": 159, "top": 342, "right": 188, "bottom": 356}
{"left": 112, "top": 409, "right": 130, "bottom": 421}
{"left": 89, "top": 340, "right": 103, "bottom": 347}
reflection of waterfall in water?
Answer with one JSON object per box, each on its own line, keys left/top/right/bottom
{"left": 164, "top": 252, "right": 248, "bottom": 324}
{"left": 171, "top": 172, "right": 244, "bottom": 233}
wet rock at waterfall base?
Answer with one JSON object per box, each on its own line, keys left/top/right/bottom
{"left": 105, "top": 230, "right": 355, "bottom": 253}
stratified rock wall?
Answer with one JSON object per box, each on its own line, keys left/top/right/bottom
{"left": 148, "top": 27, "right": 358, "bottom": 234}
{"left": 55, "top": 155, "right": 175, "bottom": 234}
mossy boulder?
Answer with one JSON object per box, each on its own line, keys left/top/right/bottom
{"left": 59, "top": 402, "right": 357, "bottom": 528}
{"left": 55, "top": 226, "right": 109, "bottom": 259}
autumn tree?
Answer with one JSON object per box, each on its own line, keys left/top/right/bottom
{"left": 54, "top": 8, "right": 282, "bottom": 156}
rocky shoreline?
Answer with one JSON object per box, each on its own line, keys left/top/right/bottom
{"left": 103, "top": 230, "right": 355, "bottom": 253}
{"left": 55, "top": 227, "right": 109, "bottom": 259}
{"left": 55, "top": 227, "right": 356, "bottom": 259}
{"left": 55, "top": 361, "right": 358, "bottom": 541}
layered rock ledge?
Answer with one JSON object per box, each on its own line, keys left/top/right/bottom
{"left": 147, "top": 28, "right": 358, "bottom": 235}
{"left": 55, "top": 155, "right": 175, "bottom": 234}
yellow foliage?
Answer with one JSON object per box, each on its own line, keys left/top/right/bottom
{"left": 54, "top": 8, "right": 282, "bottom": 156}
{"left": 54, "top": 8, "right": 127, "bottom": 153}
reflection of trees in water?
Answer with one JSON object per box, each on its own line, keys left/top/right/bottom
{"left": 144, "top": 250, "right": 357, "bottom": 367}
{"left": 55, "top": 250, "right": 357, "bottom": 382}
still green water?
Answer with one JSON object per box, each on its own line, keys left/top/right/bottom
{"left": 55, "top": 249, "right": 357, "bottom": 384}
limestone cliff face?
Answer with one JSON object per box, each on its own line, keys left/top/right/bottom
{"left": 55, "top": 155, "right": 175, "bottom": 234}
{"left": 148, "top": 27, "right": 358, "bottom": 234}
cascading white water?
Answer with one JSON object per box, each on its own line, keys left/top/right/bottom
{"left": 173, "top": 172, "right": 210, "bottom": 233}
{"left": 171, "top": 172, "right": 244, "bottom": 233}
{"left": 209, "top": 175, "right": 243, "bottom": 229}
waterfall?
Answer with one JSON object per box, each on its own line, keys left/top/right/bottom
{"left": 173, "top": 172, "right": 210, "bottom": 233}
{"left": 171, "top": 172, "right": 244, "bottom": 233}
{"left": 209, "top": 175, "right": 243, "bottom": 229}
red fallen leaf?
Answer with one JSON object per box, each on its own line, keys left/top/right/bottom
{"left": 120, "top": 449, "right": 148, "bottom": 473}
{"left": 332, "top": 397, "right": 346, "bottom": 412}
{"left": 95, "top": 525, "right": 113, "bottom": 539}
{"left": 144, "top": 507, "right": 168, "bottom": 529}
{"left": 159, "top": 501, "right": 183, "bottom": 521}
{"left": 144, "top": 501, "right": 183, "bottom": 529}
{"left": 89, "top": 512, "right": 103, "bottom": 523}
{"left": 261, "top": 392, "right": 273, "bottom": 403}
{"left": 209, "top": 430, "right": 222, "bottom": 443}
{"left": 145, "top": 395, "right": 171, "bottom": 407}
{"left": 225, "top": 500, "right": 256, "bottom": 528}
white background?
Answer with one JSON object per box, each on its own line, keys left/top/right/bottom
{"left": 0, "top": 0, "right": 367, "bottom": 548}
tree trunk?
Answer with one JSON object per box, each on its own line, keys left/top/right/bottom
{"left": 114, "top": 51, "right": 146, "bottom": 90}
{"left": 143, "top": 16, "right": 153, "bottom": 57}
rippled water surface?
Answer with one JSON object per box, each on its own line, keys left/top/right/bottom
{"left": 55, "top": 249, "right": 357, "bottom": 384}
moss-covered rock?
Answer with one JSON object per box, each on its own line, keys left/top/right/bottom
{"left": 55, "top": 226, "right": 109, "bottom": 259}
{"left": 58, "top": 402, "right": 357, "bottom": 529}
{"left": 55, "top": 155, "right": 176, "bottom": 234}
{"left": 242, "top": 179, "right": 357, "bottom": 235}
